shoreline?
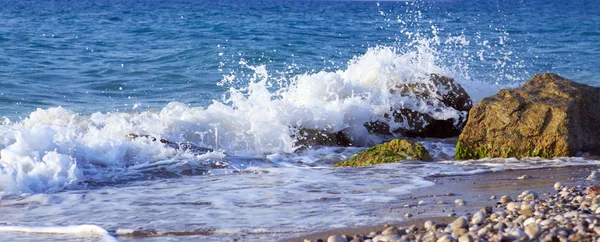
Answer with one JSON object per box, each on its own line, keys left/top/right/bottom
{"left": 281, "top": 165, "right": 600, "bottom": 242}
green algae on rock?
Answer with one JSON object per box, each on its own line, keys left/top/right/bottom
{"left": 334, "top": 139, "right": 433, "bottom": 167}
{"left": 456, "top": 73, "right": 600, "bottom": 160}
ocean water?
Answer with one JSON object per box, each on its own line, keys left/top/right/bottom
{"left": 0, "top": 0, "right": 599, "bottom": 241}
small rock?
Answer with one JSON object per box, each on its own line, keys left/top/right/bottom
{"left": 517, "top": 175, "right": 532, "bottom": 180}
{"left": 327, "top": 235, "right": 348, "bottom": 242}
{"left": 381, "top": 226, "right": 398, "bottom": 236}
{"left": 481, "top": 206, "right": 493, "bottom": 214}
{"left": 506, "top": 202, "right": 519, "bottom": 212}
{"left": 588, "top": 171, "right": 600, "bottom": 180}
{"left": 458, "top": 234, "right": 474, "bottom": 242}
{"left": 405, "top": 213, "right": 413, "bottom": 218}
{"left": 424, "top": 220, "right": 436, "bottom": 231}
{"left": 471, "top": 211, "right": 486, "bottom": 225}
{"left": 490, "top": 195, "right": 496, "bottom": 200}
{"left": 454, "top": 199, "right": 465, "bottom": 206}
{"left": 436, "top": 234, "right": 453, "bottom": 242}
{"left": 494, "top": 222, "right": 507, "bottom": 231}
{"left": 499, "top": 195, "right": 513, "bottom": 204}
{"left": 554, "top": 182, "right": 563, "bottom": 190}
{"left": 450, "top": 217, "right": 469, "bottom": 229}
{"left": 507, "top": 227, "right": 526, "bottom": 239}
{"left": 371, "top": 235, "right": 400, "bottom": 242}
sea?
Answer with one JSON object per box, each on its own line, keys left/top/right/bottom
{"left": 0, "top": 0, "right": 599, "bottom": 241}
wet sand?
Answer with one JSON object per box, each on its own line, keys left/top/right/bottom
{"left": 281, "top": 165, "right": 600, "bottom": 242}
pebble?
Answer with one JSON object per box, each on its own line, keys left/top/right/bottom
{"left": 381, "top": 226, "right": 398, "bottom": 236}
{"left": 471, "top": 211, "right": 485, "bottom": 225}
{"left": 436, "top": 234, "right": 453, "bottom": 242}
{"left": 517, "top": 174, "right": 532, "bottom": 180}
{"left": 588, "top": 171, "right": 600, "bottom": 180}
{"left": 371, "top": 234, "right": 400, "bottom": 242}
{"left": 327, "top": 235, "right": 347, "bottom": 242}
{"left": 454, "top": 199, "right": 465, "bottom": 206}
{"left": 404, "top": 213, "right": 413, "bottom": 218}
{"left": 424, "top": 220, "right": 436, "bottom": 231}
{"left": 525, "top": 223, "right": 542, "bottom": 238}
{"left": 499, "top": 195, "right": 513, "bottom": 204}
{"left": 302, "top": 183, "right": 600, "bottom": 242}
{"left": 554, "top": 182, "right": 564, "bottom": 190}
{"left": 458, "top": 234, "right": 474, "bottom": 242}
{"left": 450, "top": 217, "right": 469, "bottom": 229}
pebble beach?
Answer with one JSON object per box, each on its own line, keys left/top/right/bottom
{"left": 288, "top": 166, "right": 600, "bottom": 242}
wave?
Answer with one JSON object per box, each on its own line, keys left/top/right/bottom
{"left": 0, "top": 34, "right": 519, "bottom": 197}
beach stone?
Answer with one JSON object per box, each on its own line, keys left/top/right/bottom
{"left": 507, "top": 227, "right": 527, "bottom": 239}
{"left": 452, "top": 228, "right": 468, "bottom": 237}
{"left": 436, "top": 234, "right": 454, "bottom": 242}
{"left": 424, "top": 220, "right": 436, "bottom": 231}
{"left": 517, "top": 175, "right": 532, "bottom": 180}
{"left": 471, "top": 211, "right": 486, "bottom": 225}
{"left": 519, "top": 208, "right": 534, "bottom": 216}
{"left": 327, "top": 235, "right": 348, "bottom": 242}
{"left": 481, "top": 206, "right": 493, "bottom": 214}
{"left": 371, "top": 234, "right": 400, "bottom": 242}
{"left": 554, "top": 182, "right": 564, "bottom": 190}
{"left": 333, "top": 139, "right": 432, "bottom": 167}
{"left": 381, "top": 226, "right": 399, "bottom": 236}
{"left": 454, "top": 199, "right": 465, "bottom": 206}
{"left": 421, "top": 232, "right": 437, "bottom": 242}
{"left": 450, "top": 217, "right": 469, "bottom": 230}
{"left": 525, "top": 223, "right": 542, "bottom": 238}
{"left": 520, "top": 190, "right": 539, "bottom": 199}
{"left": 494, "top": 222, "right": 507, "bottom": 231}
{"left": 477, "top": 227, "right": 489, "bottom": 237}
{"left": 506, "top": 202, "right": 519, "bottom": 212}
{"left": 456, "top": 73, "right": 600, "bottom": 159}
{"left": 458, "top": 234, "right": 474, "bottom": 242}
{"left": 366, "top": 74, "right": 472, "bottom": 138}
{"left": 499, "top": 195, "right": 513, "bottom": 204}
{"left": 524, "top": 217, "right": 537, "bottom": 226}
{"left": 588, "top": 171, "right": 600, "bottom": 180}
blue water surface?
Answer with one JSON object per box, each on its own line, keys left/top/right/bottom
{"left": 0, "top": 0, "right": 598, "bottom": 118}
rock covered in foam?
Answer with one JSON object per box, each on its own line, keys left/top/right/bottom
{"left": 366, "top": 74, "right": 472, "bottom": 138}
{"left": 293, "top": 128, "right": 352, "bottom": 149}
{"left": 333, "top": 139, "right": 432, "bottom": 167}
{"left": 456, "top": 73, "right": 600, "bottom": 159}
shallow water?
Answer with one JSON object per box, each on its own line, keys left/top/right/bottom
{"left": 0, "top": 0, "right": 599, "bottom": 241}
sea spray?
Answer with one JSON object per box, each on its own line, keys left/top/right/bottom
{"left": 0, "top": 43, "right": 471, "bottom": 196}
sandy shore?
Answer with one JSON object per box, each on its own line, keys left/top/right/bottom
{"left": 281, "top": 165, "right": 600, "bottom": 242}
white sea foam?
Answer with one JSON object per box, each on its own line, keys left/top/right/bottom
{"left": 0, "top": 225, "right": 117, "bottom": 242}
{"left": 0, "top": 38, "right": 580, "bottom": 197}
{"left": 0, "top": 42, "right": 485, "bottom": 196}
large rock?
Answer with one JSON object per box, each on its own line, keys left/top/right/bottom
{"left": 456, "top": 73, "right": 600, "bottom": 159}
{"left": 334, "top": 139, "right": 432, "bottom": 167}
{"left": 367, "top": 74, "right": 472, "bottom": 138}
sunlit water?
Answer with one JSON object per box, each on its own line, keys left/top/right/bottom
{"left": 0, "top": 0, "right": 599, "bottom": 241}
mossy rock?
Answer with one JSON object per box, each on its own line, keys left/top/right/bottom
{"left": 456, "top": 73, "right": 600, "bottom": 160}
{"left": 334, "top": 139, "right": 433, "bottom": 167}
